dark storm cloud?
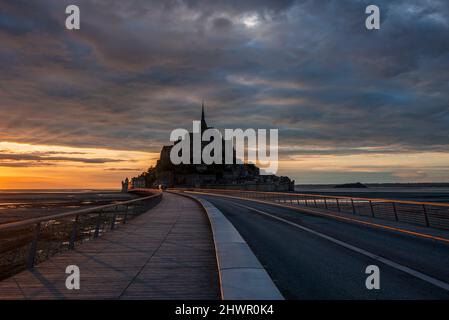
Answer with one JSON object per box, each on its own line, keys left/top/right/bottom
{"left": 0, "top": 0, "right": 448, "bottom": 158}
{"left": 0, "top": 152, "right": 125, "bottom": 164}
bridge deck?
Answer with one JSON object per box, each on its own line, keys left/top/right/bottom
{"left": 0, "top": 192, "right": 220, "bottom": 299}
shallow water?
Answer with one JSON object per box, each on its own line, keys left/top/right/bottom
{"left": 294, "top": 186, "right": 449, "bottom": 203}
{"left": 0, "top": 190, "right": 137, "bottom": 224}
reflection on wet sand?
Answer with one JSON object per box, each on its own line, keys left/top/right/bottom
{"left": 0, "top": 190, "right": 137, "bottom": 224}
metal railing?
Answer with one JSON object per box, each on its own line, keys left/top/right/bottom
{"left": 175, "top": 188, "right": 449, "bottom": 231}
{"left": 0, "top": 191, "right": 162, "bottom": 281}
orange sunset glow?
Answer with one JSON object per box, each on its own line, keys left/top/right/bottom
{"left": 0, "top": 141, "right": 158, "bottom": 189}
{"left": 2, "top": 139, "right": 449, "bottom": 189}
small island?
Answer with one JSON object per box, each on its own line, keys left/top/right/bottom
{"left": 334, "top": 182, "right": 368, "bottom": 189}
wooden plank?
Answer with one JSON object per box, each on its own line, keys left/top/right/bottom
{"left": 0, "top": 193, "right": 220, "bottom": 300}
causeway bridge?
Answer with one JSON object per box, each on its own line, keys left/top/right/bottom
{"left": 1, "top": 188, "right": 449, "bottom": 299}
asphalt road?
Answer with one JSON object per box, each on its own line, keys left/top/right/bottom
{"left": 198, "top": 194, "right": 449, "bottom": 299}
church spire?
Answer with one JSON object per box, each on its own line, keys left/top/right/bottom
{"left": 201, "top": 100, "right": 208, "bottom": 131}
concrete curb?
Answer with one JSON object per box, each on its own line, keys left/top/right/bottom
{"left": 171, "top": 191, "right": 284, "bottom": 300}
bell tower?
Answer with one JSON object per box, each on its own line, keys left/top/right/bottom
{"left": 201, "top": 100, "right": 208, "bottom": 132}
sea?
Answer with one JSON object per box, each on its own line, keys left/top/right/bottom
{"left": 294, "top": 186, "right": 449, "bottom": 203}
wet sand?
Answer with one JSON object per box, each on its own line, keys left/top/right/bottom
{"left": 0, "top": 190, "right": 138, "bottom": 224}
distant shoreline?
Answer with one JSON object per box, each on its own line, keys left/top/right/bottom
{"left": 296, "top": 182, "right": 449, "bottom": 188}
{"left": 294, "top": 184, "right": 449, "bottom": 203}
{"left": 0, "top": 189, "right": 119, "bottom": 194}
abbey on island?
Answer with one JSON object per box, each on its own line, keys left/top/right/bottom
{"left": 122, "top": 104, "right": 294, "bottom": 192}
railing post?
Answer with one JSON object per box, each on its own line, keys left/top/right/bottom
{"left": 392, "top": 202, "right": 398, "bottom": 221}
{"left": 296, "top": 196, "right": 300, "bottom": 205}
{"left": 305, "top": 198, "right": 308, "bottom": 206}
{"left": 324, "top": 198, "right": 328, "bottom": 209}
{"left": 27, "top": 222, "right": 41, "bottom": 269}
{"left": 351, "top": 199, "right": 356, "bottom": 214}
{"left": 69, "top": 215, "right": 79, "bottom": 250}
{"left": 422, "top": 204, "right": 430, "bottom": 227}
{"left": 123, "top": 205, "right": 129, "bottom": 224}
{"left": 110, "top": 206, "right": 117, "bottom": 230}
{"left": 94, "top": 211, "right": 102, "bottom": 238}
{"left": 336, "top": 198, "right": 341, "bottom": 212}
{"left": 369, "top": 201, "right": 375, "bottom": 218}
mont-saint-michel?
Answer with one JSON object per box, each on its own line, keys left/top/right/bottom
{"left": 123, "top": 104, "right": 294, "bottom": 191}
{"left": 1, "top": 0, "right": 448, "bottom": 305}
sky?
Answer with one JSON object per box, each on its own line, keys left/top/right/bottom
{"left": 0, "top": 0, "right": 449, "bottom": 188}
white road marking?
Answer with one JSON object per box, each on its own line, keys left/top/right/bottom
{"left": 233, "top": 202, "right": 449, "bottom": 292}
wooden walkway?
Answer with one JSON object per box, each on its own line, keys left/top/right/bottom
{"left": 0, "top": 193, "right": 220, "bottom": 299}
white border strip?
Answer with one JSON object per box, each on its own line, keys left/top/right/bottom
{"left": 233, "top": 202, "right": 449, "bottom": 292}
{"left": 173, "top": 192, "right": 284, "bottom": 300}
